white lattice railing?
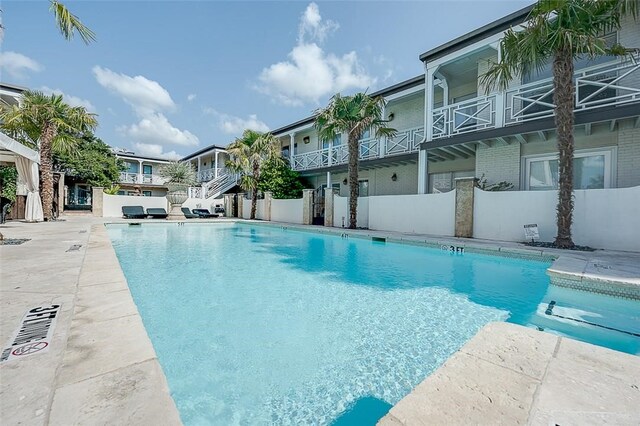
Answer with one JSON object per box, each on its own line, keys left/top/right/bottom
{"left": 119, "top": 172, "right": 138, "bottom": 184}
{"left": 505, "top": 54, "right": 640, "bottom": 125}
{"left": 188, "top": 186, "right": 202, "bottom": 198}
{"left": 385, "top": 126, "right": 424, "bottom": 155}
{"left": 290, "top": 126, "right": 424, "bottom": 171}
{"left": 196, "top": 167, "right": 226, "bottom": 182}
{"left": 203, "top": 170, "right": 240, "bottom": 199}
{"left": 431, "top": 96, "right": 497, "bottom": 140}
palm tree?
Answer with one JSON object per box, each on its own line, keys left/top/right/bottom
{"left": 226, "top": 130, "right": 282, "bottom": 220}
{"left": 481, "top": 0, "right": 637, "bottom": 248}
{"left": 50, "top": 0, "right": 96, "bottom": 44}
{"left": 0, "top": 91, "right": 98, "bottom": 220}
{"left": 315, "top": 92, "right": 396, "bottom": 229}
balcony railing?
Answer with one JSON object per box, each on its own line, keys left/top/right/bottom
{"left": 290, "top": 126, "right": 424, "bottom": 171}
{"left": 431, "top": 54, "right": 640, "bottom": 139}
{"left": 196, "top": 168, "right": 227, "bottom": 182}
{"left": 119, "top": 172, "right": 167, "bottom": 185}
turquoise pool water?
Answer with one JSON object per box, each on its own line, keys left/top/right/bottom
{"left": 107, "top": 223, "right": 640, "bottom": 425}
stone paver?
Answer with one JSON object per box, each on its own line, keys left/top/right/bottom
{"left": 378, "top": 322, "right": 640, "bottom": 426}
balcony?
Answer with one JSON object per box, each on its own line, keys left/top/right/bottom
{"left": 196, "top": 168, "right": 226, "bottom": 183}
{"left": 430, "top": 54, "right": 640, "bottom": 140}
{"left": 291, "top": 126, "right": 424, "bottom": 171}
{"left": 119, "top": 172, "right": 167, "bottom": 185}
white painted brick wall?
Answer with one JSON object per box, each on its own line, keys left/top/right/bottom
{"left": 475, "top": 143, "right": 521, "bottom": 190}
{"left": 617, "top": 124, "right": 640, "bottom": 188}
{"left": 386, "top": 93, "right": 424, "bottom": 130}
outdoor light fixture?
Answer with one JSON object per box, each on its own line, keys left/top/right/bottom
{"left": 388, "top": 112, "right": 395, "bottom": 121}
{"left": 303, "top": 136, "right": 310, "bottom": 144}
{"left": 391, "top": 173, "right": 398, "bottom": 182}
{"left": 342, "top": 178, "right": 348, "bottom": 185}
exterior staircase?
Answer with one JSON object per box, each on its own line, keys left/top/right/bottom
{"left": 188, "top": 169, "right": 240, "bottom": 200}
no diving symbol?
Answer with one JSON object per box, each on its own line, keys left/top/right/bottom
{"left": 12, "top": 342, "right": 48, "bottom": 356}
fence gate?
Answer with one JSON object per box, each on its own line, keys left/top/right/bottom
{"left": 232, "top": 193, "right": 239, "bottom": 217}
{"left": 312, "top": 187, "right": 325, "bottom": 225}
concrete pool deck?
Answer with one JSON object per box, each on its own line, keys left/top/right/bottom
{"left": 0, "top": 216, "right": 638, "bottom": 424}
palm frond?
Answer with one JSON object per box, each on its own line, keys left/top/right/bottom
{"left": 50, "top": 0, "right": 96, "bottom": 44}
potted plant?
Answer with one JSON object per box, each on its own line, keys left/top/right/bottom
{"left": 159, "top": 161, "right": 197, "bottom": 220}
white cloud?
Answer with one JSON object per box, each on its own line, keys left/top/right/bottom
{"left": 0, "top": 51, "right": 43, "bottom": 79}
{"left": 132, "top": 143, "right": 182, "bottom": 160}
{"left": 187, "top": 93, "right": 197, "bottom": 102}
{"left": 298, "top": 3, "right": 339, "bottom": 44}
{"left": 122, "top": 113, "right": 199, "bottom": 147}
{"left": 204, "top": 108, "right": 270, "bottom": 134}
{"left": 93, "top": 66, "right": 200, "bottom": 152}
{"left": 40, "top": 86, "right": 96, "bottom": 112}
{"left": 256, "top": 3, "right": 374, "bottom": 106}
{"left": 92, "top": 66, "right": 175, "bottom": 115}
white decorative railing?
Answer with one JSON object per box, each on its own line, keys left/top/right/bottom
{"left": 290, "top": 126, "right": 424, "bottom": 171}
{"left": 204, "top": 170, "right": 240, "bottom": 199}
{"left": 188, "top": 186, "right": 202, "bottom": 198}
{"left": 119, "top": 172, "right": 138, "bottom": 183}
{"left": 196, "top": 167, "right": 225, "bottom": 182}
{"left": 431, "top": 96, "right": 497, "bottom": 139}
{"left": 385, "top": 126, "right": 424, "bottom": 155}
{"left": 505, "top": 54, "right": 640, "bottom": 125}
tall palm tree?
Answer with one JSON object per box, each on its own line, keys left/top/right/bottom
{"left": 226, "top": 130, "right": 282, "bottom": 220}
{"left": 1, "top": 91, "right": 98, "bottom": 220}
{"left": 50, "top": 0, "right": 96, "bottom": 44}
{"left": 481, "top": 0, "right": 637, "bottom": 248}
{"left": 315, "top": 92, "right": 396, "bottom": 229}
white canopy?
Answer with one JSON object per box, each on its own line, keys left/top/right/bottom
{"left": 0, "top": 131, "right": 43, "bottom": 222}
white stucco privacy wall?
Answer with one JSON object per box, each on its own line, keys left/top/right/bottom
{"left": 102, "top": 194, "right": 168, "bottom": 217}
{"left": 255, "top": 199, "right": 265, "bottom": 220}
{"left": 333, "top": 196, "right": 369, "bottom": 228}
{"left": 368, "top": 191, "right": 456, "bottom": 236}
{"left": 271, "top": 198, "right": 303, "bottom": 224}
{"left": 182, "top": 197, "right": 224, "bottom": 212}
{"left": 473, "top": 186, "right": 640, "bottom": 251}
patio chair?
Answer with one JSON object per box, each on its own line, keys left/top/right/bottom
{"left": 146, "top": 208, "right": 168, "bottom": 219}
{"left": 192, "top": 208, "right": 219, "bottom": 218}
{"left": 181, "top": 207, "right": 199, "bottom": 219}
{"left": 122, "top": 205, "right": 147, "bottom": 219}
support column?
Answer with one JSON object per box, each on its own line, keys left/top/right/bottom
{"left": 302, "top": 189, "right": 313, "bottom": 225}
{"left": 454, "top": 177, "right": 479, "bottom": 238}
{"left": 92, "top": 187, "right": 104, "bottom": 217}
{"left": 418, "top": 149, "right": 429, "bottom": 194}
{"left": 264, "top": 191, "right": 272, "bottom": 221}
{"left": 324, "top": 188, "right": 337, "bottom": 227}
{"left": 326, "top": 171, "right": 332, "bottom": 189}
{"left": 289, "top": 133, "right": 296, "bottom": 165}
{"left": 137, "top": 159, "right": 144, "bottom": 183}
{"left": 214, "top": 151, "right": 220, "bottom": 178}
{"left": 223, "top": 194, "right": 234, "bottom": 217}
{"left": 237, "top": 193, "right": 244, "bottom": 219}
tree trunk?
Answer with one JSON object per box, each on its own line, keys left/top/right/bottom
{"left": 250, "top": 162, "right": 259, "bottom": 220}
{"left": 40, "top": 123, "right": 57, "bottom": 221}
{"left": 552, "top": 48, "right": 575, "bottom": 248}
{"left": 347, "top": 132, "right": 359, "bottom": 229}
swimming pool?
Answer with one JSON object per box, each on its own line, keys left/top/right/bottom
{"left": 107, "top": 223, "right": 640, "bottom": 425}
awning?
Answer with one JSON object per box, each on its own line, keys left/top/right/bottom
{"left": 0, "top": 132, "right": 40, "bottom": 164}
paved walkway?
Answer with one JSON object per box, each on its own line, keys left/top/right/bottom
{"left": 1, "top": 216, "right": 639, "bottom": 425}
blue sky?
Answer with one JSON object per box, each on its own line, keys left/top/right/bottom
{"left": 1, "top": 0, "right": 532, "bottom": 159}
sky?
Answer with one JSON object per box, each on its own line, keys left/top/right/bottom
{"left": 1, "top": 0, "right": 533, "bottom": 159}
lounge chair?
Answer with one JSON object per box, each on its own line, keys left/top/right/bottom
{"left": 122, "top": 206, "right": 147, "bottom": 219}
{"left": 192, "top": 208, "right": 219, "bottom": 218}
{"left": 147, "top": 208, "right": 168, "bottom": 219}
{"left": 181, "top": 207, "right": 199, "bottom": 219}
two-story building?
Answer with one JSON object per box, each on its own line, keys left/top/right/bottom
{"left": 113, "top": 150, "right": 171, "bottom": 196}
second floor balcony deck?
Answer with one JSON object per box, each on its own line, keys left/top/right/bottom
{"left": 119, "top": 172, "right": 167, "bottom": 185}
{"left": 291, "top": 126, "right": 424, "bottom": 172}
{"left": 430, "top": 54, "right": 640, "bottom": 141}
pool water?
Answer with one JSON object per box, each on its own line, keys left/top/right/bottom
{"left": 107, "top": 223, "right": 640, "bottom": 425}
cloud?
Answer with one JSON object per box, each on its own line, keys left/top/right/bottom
{"left": 132, "top": 143, "right": 182, "bottom": 160}
{"left": 122, "top": 113, "right": 199, "bottom": 147}
{"left": 40, "top": 86, "right": 96, "bottom": 112}
{"left": 93, "top": 66, "right": 200, "bottom": 152}
{"left": 204, "top": 108, "right": 270, "bottom": 134}
{"left": 0, "top": 51, "right": 43, "bottom": 79}
{"left": 187, "top": 93, "right": 197, "bottom": 102}
{"left": 256, "top": 3, "right": 374, "bottom": 106}
{"left": 298, "top": 2, "right": 339, "bottom": 44}
{"left": 92, "top": 66, "right": 175, "bottom": 115}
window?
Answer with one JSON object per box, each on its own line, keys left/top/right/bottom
{"left": 322, "top": 135, "right": 342, "bottom": 149}
{"left": 524, "top": 149, "right": 613, "bottom": 190}
{"left": 142, "top": 165, "right": 152, "bottom": 175}
{"left": 358, "top": 180, "right": 369, "bottom": 197}
{"left": 142, "top": 191, "right": 152, "bottom": 197}
{"left": 126, "top": 162, "right": 138, "bottom": 173}
{"left": 429, "top": 171, "right": 475, "bottom": 193}
{"left": 117, "top": 190, "right": 125, "bottom": 195}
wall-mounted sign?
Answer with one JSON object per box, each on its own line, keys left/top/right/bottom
{"left": 1, "top": 305, "right": 61, "bottom": 363}
{"left": 524, "top": 224, "right": 540, "bottom": 241}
